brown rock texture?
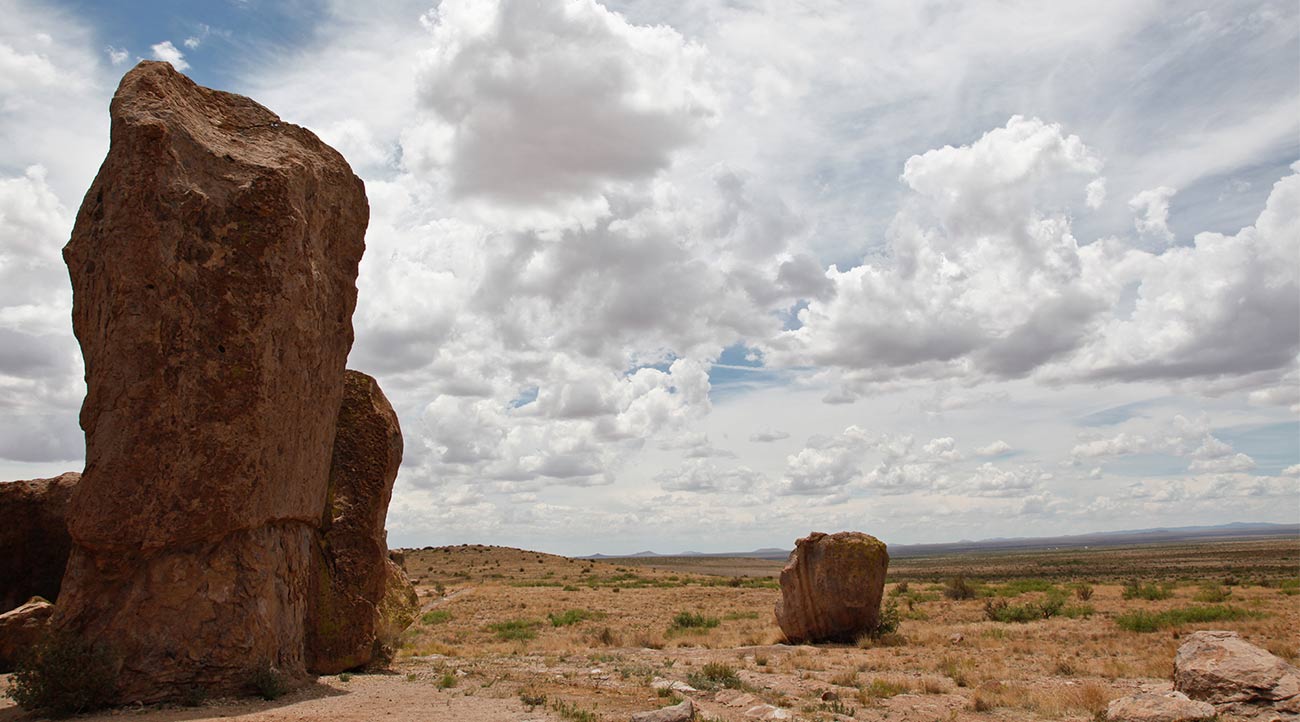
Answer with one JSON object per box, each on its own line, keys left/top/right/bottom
{"left": 0, "top": 472, "right": 78, "bottom": 612}
{"left": 57, "top": 60, "right": 366, "bottom": 702}
{"left": 1105, "top": 691, "right": 1216, "bottom": 722}
{"left": 774, "top": 531, "right": 889, "bottom": 644}
{"left": 0, "top": 598, "right": 54, "bottom": 672}
{"left": 631, "top": 698, "right": 695, "bottom": 722}
{"left": 306, "top": 370, "right": 413, "bottom": 674}
{"left": 1174, "top": 630, "right": 1300, "bottom": 718}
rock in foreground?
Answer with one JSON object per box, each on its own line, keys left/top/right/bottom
{"left": 307, "top": 370, "right": 414, "bottom": 673}
{"left": 56, "top": 60, "right": 367, "bottom": 703}
{"left": 775, "top": 531, "right": 889, "bottom": 644}
{"left": 631, "top": 698, "right": 694, "bottom": 722}
{"left": 0, "top": 472, "right": 78, "bottom": 613}
{"left": 1106, "top": 691, "right": 1216, "bottom": 722}
{"left": 0, "top": 598, "right": 55, "bottom": 672}
{"left": 1174, "top": 630, "right": 1300, "bottom": 717}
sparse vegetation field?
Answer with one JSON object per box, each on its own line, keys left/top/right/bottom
{"left": 3, "top": 536, "right": 1296, "bottom": 721}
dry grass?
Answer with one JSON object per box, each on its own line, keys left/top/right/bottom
{"left": 379, "top": 538, "right": 1300, "bottom": 721}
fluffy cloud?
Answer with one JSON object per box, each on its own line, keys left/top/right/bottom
{"left": 771, "top": 116, "right": 1107, "bottom": 388}
{"left": 149, "top": 40, "right": 188, "bottom": 71}
{"left": 1077, "top": 167, "right": 1299, "bottom": 383}
{"left": 1129, "top": 186, "right": 1176, "bottom": 241}
{"left": 409, "top": 0, "right": 714, "bottom": 205}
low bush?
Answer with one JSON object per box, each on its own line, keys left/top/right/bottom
{"left": 1193, "top": 583, "right": 1232, "bottom": 603}
{"left": 1122, "top": 580, "right": 1173, "bottom": 600}
{"left": 669, "top": 611, "right": 720, "bottom": 631}
{"left": 1115, "top": 604, "right": 1252, "bottom": 633}
{"left": 7, "top": 630, "right": 118, "bottom": 717}
{"left": 983, "top": 594, "right": 1063, "bottom": 623}
{"left": 686, "top": 662, "right": 742, "bottom": 690}
{"left": 1074, "top": 583, "right": 1093, "bottom": 601}
{"left": 547, "top": 608, "right": 602, "bottom": 627}
{"left": 421, "top": 609, "right": 452, "bottom": 625}
{"left": 943, "top": 576, "right": 979, "bottom": 600}
{"left": 488, "top": 618, "right": 541, "bottom": 641}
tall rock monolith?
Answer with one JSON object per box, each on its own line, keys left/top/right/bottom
{"left": 775, "top": 531, "right": 889, "bottom": 644}
{"left": 306, "top": 370, "right": 416, "bottom": 673}
{"left": 57, "top": 60, "right": 367, "bottom": 702}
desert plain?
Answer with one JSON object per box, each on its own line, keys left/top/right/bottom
{"left": 3, "top": 534, "right": 1295, "bottom": 722}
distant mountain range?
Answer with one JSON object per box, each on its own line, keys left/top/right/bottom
{"left": 583, "top": 521, "right": 1300, "bottom": 560}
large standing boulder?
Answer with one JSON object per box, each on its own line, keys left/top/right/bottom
{"left": 57, "top": 61, "right": 366, "bottom": 703}
{"left": 306, "top": 370, "right": 416, "bottom": 673}
{"left": 0, "top": 598, "right": 55, "bottom": 672}
{"left": 0, "top": 472, "right": 78, "bottom": 612}
{"left": 1174, "top": 630, "right": 1300, "bottom": 717}
{"left": 775, "top": 531, "right": 889, "bottom": 644}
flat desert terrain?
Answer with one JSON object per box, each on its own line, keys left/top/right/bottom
{"left": 3, "top": 536, "right": 1297, "bottom": 721}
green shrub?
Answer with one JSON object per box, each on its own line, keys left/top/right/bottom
{"left": 437, "top": 670, "right": 457, "bottom": 689}
{"left": 1074, "top": 583, "right": 1093, "bottom": 601}
{"left": 994, "top": 579, "right": 1058, "bottom": 597}
{"left": 943, "top": 576, "right": 978, "bottom": 600}
{"left": 548, "top": 609, "right": 602, "bottom": 627}
{"left": 1193, "top": 583, "right": 1232, "bottom": 603}
{"left": 687, "top": 662, "right": 741, "bottom": 690}
{"left": 868, "top": 598, "right": 901, "bottom": 638}
{"left": 488, "top": 618, "right": 541, "bottom": 641}
{"left": 1116, "top": 605, "right": 1253, "bottom": 633}
{"left": 669, "top": 611, "right": 720, "bottom": 631}
{"left": 1122, "top": 580, "right": 1173, "bottom": 600}
{"left": 863, "top": 678, "right": 907, "bottom": 698}
{"left": 250, "top": 665, "right": 288, "bottom": 701}
{"left": 421, "top": 609, "right": 452, "bottom": 625}
{"left": 983, "top": 594, "right": 1063, "bottom": 623}
{"left": 7, "top": 630, "right": 118, "bottom": 717}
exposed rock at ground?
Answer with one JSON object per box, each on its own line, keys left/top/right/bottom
{"left": 744, "top": 703, "right": 793, "bottom": 720}
{"left": 774, "top": 531, "right": 889, "bottom": 644}
{"left": 653, "top": 678, "right": 698, "bottom": 694}
{"left": 0, "top": 598, "right": 54, "bottom": 672}
{"left": 0, "top": 472, "right": 78, "bottom": 612}
{"left": 307, "top": 370, "right": 413, "bottom": 674}
{"left": 56, "top": 60, "right": 367, "bottom": 703}
{"left": 715, "top": 689, "right": 758, "bottom": 707}
{"left": 630, "top": 698, "right": 694, "bottom": 722}
{"left": 1106, "top": 691, "right": 1217, "bottom": 722}
{"left": 1174, "top": 630, "right": 1300, "bottom": 717}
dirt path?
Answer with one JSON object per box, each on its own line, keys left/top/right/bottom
{"left": 0, "top": 674, "right": 548, "bottom": 722}
{"left": 421, "top": 586, "right": 473, "bottom": 613}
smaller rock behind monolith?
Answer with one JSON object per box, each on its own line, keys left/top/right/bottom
{"left": 306, "top": 370, "right": 416, "bottom": 673}
{"left": 0, "top": 473, "right": 79, "bottom": 612}
{"left": 775, "top": 531, "right": 889, "bottom": 644}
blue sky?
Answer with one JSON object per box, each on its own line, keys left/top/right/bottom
{"left": 1, "top": 0, "right": 1297, "bottom": 554}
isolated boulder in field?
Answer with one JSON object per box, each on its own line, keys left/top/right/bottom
{"left": 1105, "top": 691, "right": 1216, "bottom": 722}
{"left": 775, "top": 531, "right": 889, "bottom": 644}
{"left": 56, "top": 60, "right": 366, "bottom": 702}
{"left": 631, "top": 698, "right": 695, "bottom": 722}
{"left": 0, "top": 598, "right": 54, "bottom": 672}
{"left": 307, "top": 370, "right": 414, "bottom": 673}
{"left": 0, "top": 472, "right": 78, "bottom": 612}
{"left": 1173, "top": 630, "right": 1300, "bottom": 716}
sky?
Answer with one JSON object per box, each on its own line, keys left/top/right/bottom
{"left": 1, "top": 0, "right": 1297, "bottom": 556}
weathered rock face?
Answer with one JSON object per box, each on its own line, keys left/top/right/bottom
{"left": 1174, "top": 630, "right": 1300, "bottom": 718}
{"left": 57, "top": 61, "right": 366, "bottom": 702}
{"left": 0, "top": 472, "right": 78, "bottom": 612}
{"left": 1105, "top": 691, "right": 1216, "bottom": 722}
{"left": 774, "top": 531, "right": 889, "bottom": 644}
{"left": 306, "top": 370, "right": 414, "bottom": 673}
{"left": 0, "top": 598, "right": 55, "bottom": 672}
